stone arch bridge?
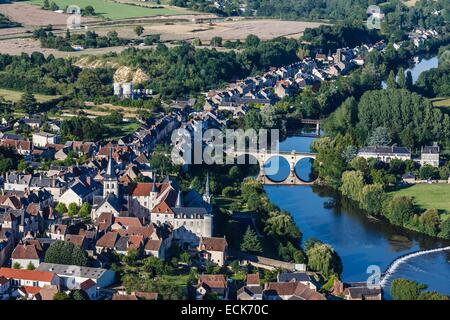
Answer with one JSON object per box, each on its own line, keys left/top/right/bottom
{"left": 228, "top": 148, "right": 318, "bottom": 185}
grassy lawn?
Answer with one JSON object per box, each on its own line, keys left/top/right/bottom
{"left": 104, "top": 120, "right": 141, "bottom": 140}
{"left": 0, "top": 88, "right": 61, "bottom": 103}
{"left": 27, "top": 0, "right": 184, "bottom": 20}
{"left": 389, "top": 184, "right": 450, "bottom": 213}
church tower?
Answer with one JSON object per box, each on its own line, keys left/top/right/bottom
{"left": 150, "top": 174, "right": 159, "bottom": 209}
{"left": 176, "top": 189, "right": 183, "bottom": 208}
{"left": 103, "top": 147, "right": 118, "bottom": 197}
{"left": 202, "top": 173, "right": 211, "bottom": 204}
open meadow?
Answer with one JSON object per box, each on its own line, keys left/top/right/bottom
{"left": 389, "top": 183, "right": 450, "bottom": 214}
{"left": 26, "top": 0, "right": 185, "bottom": 20}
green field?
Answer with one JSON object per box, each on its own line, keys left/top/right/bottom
{"left": 431, "top": 97, "right": 450, "bottom": 108}
{"left": 27, "top": 0, "right": 183, "bottom": 20}
{"left": 389, "top": 184, "right": 450, "bottom": 213}
{"left": 104, "top": 120, "right": 140, "bottom": 140}
{"left": 0, "top": 88, "right": 60, "bottom": 103}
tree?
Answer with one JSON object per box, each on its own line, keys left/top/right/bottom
{"left": 240, "top": 226, "right": 262, "bottom": 253}
{"left": 55, "top": 202, "right": 67, "bottom": 214}
{"left": 420, "top": 165, "right": 438, "bottom": 180}
{"left": 192, "top": 38, "right": 202, "bottom": 46}
{"left": 44, "top": 240, "right": 88, "bottom": 266}
{"left": 18, "top": 91, "right": 38, "bottom": 115}
{"left": 386, "top": 196, "right": 414, "bottom": 226}
{"left": 391, "top": 278, "right": 426, "bottom": 300}
{"left": 419, "top": 208, "right": 440, "bottom": 237}
{"left": 340, "top": 170, "right": 365, "bottom": 202}
{"left": 13, "top": 262, "right": 21, "bottom": 269}
{"left": 387, "top": 70, "right": 397, "bottom": 89}
{"left": 43, "top": 0, "right": 50, "bottom": 10}
{"left": 397, "top": 67, "right": 406, "bottom": 89}
{"left": 367, "top": 127, "right": 391, "bottom": 146}
{"left": 78, "top": 202, "right": 91, "bottom": 218}
{"left": 84, "top": 5, "right": 95, "bottom": 16}
{"left": 27, "top": 261, "right": 36, "bottom": 270}
{"left": 360, "top": 184, "right": 385, "bottom": 216}
{"left": 438, "top": 218, "right": 450, "bottom": 239}
{"left": 244, "top": 34, "right": 260, "bottom": 48}
{"left": 134, "top": 25, "right": 144, "bottom": 37}
{"left": 418, "top": 291, "right": 449, "bottom": 300}
{"left": 180, "top": 251, "right": 191, "bottom": 265}
{"left": 53, "top": 292, "right": 70, "bottom": 300}
{"left": 405, "top": 71, "right": 413, "bottom": 90}
{"left": 50, "top": 2, "right": 59, "bottom": 11}
{"left": 306, "top": 241, "right": 342, "bottom": 278}
{"left": 68, "top": 203, "right": 78, "bottom": 216}
{"left": 264, "top": 211, "right": 301, "bottom": 241}
{"left": 72, "top": 289, "right": 89, "bottom": 300}
{"left": 211, "top": 36, "right": 222, "bottom": 47}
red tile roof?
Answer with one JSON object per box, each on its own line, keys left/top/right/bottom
{"left": 0, "top": 268, "right": 55, "bottom": 283}
{"left": 96, "top": 232, "right": 119, "bottom": 249}
{"left": 246, "top": 273, "right": 260, "bottom": 286}
{"left": 265, "top": 282, "right": 325, "bottom": 300}
{"left": 114, "top": 217, "right": 143, "bottom": 228}
{"left": 19, "top": 285, "right": 42, "bottom": 295}
{"left": 199, "top": 275, "right": 227, "bottom": 289}
{"left": 12, "top": 243, "right": 40, "bottom": 260}
{"left": 199, "top": 237, "right": 227, "bottom": 252}
{"left": 144, "top": 239, "right": 162, "bottom": 252}
{"left": 80, "top": 279, "right": 96, "bottom": 290}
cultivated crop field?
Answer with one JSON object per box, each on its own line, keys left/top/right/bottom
{"left": 27, "top": 0, "right": 185, "bottom": 20}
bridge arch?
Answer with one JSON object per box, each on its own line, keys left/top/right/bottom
{"left": 227, "top": 148, "right": 318, "bottom": 185}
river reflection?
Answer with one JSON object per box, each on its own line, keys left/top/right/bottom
{"left": 264, "top": 134, "right": 450, "bottom": 297}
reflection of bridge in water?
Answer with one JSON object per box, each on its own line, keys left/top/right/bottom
{"left": 299, "top": 119, "right": 322, "bottom": 137}
{"left": 228, "top": 148, "right": 318, "bottom": 185}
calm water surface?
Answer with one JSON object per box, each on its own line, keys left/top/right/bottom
{"left": 264, "top": 135, "right": 450, "bottom": 298}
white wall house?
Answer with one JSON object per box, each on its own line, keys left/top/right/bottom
{"left": 32, "top": 132, "right": 61, "bottom": 147}
{"left": 37, "top": 263, "right": 115, "bottom": 290}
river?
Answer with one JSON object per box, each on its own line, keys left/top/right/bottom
{"left": 263, "top": 56, "right": 450, "bottom": 298}
{"left": 264, "top": 135, "right": 450, "bottom": 299}
{"left": 381, "top": 55, "right": 439, "bottom": 89}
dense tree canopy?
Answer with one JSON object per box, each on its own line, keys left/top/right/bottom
{"left": 356, "top": 89, "right": 450, "bottom": 148}
{"left": 44, "top": 240, "right": 88, "bottom": 266}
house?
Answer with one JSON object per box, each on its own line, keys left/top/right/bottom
{"left": 277, "top": 271, "right": 316, "bottom": 290}
{"left": 343, "top": 282, "right": 382, "bottom": 300}
{"left": 58, "top": 182, "right": 96, "bottom": 207}
{"left": 33, "top": 284, "right": 60, "bottom": 300}
{"left": 11, "top": 242, "right": 43, "bottom": 269}
{"left": 357, "top": 145, "right": 411, "bottom": 163}
{"left": 420, "top": 142, "right": 440, "bottom": 167}
{"left": 37, "top": 263, "right": 115, "bottom": 290}
{"left": 198, "top": 236, "right": 228, "bottom": 266}
{"left": 237, "top": 273, "right": 263, "bottom": 300}
{"left": 32, "top": 132, "right": 61, "bottom": 148}
{"left": 0, "top": 268, "right": 60, "bottom": 288}
{"left": 402, "top": 172, "right": 416, "bottom": 184}
{"left": 48, "top": 224, "right": 67, "bottom": 240}
{"left": 196, "top": 274, "right": 228, "bottom": 300}
{"left": 263, "top": 282, "right": 325, "bottom": 300}
{"left": 0, "top": 275, "right": 10, "bottom": 295}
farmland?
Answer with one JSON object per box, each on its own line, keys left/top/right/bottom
{"left": 26, "top": 0, "right": 185, "bottom": 20}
